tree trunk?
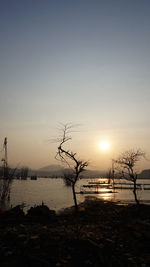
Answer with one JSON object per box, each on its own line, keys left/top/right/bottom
{"left": 72, "top": 183, "right": 78, "bottom": 212}
{"left": 133, "top": 180, "right": 139, "bottom": 205}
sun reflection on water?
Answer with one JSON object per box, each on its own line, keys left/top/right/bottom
{"left": 100, "top": 193, "right": 112, "bottom": 200}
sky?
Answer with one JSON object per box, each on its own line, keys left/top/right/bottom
{"left": 0, "top": 0, "right": 150, "bottom": 171}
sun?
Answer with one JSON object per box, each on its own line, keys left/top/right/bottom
{"left": 99, "top": 140, "right": 110, "bottom": 151}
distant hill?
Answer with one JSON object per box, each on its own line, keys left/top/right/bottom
{"left": 1, "top": 164, "right": 150, "bottom": 179}
{"left": 81, "top": 169, "right": 106, "bottom": 178}
{"left": 139, "top": 169, "right": 150, "bottom": 179}
{"left": 29, "top": 165, "right": 64, "bottom": 177}
{"left": 29, "top": 164, "right": 106, "bottom": 178}
{"left": 38, "top": 165, "right": 65, "bottom": 172}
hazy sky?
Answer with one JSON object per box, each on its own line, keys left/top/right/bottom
{"left": 0, "top": 0, "right": 150, "bottom": 171}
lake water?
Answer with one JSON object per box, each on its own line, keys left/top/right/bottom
{"left": 8, "top": 178, "right": 150, "bottom": 213}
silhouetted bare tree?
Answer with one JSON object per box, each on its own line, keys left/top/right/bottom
{"left": 0, "top": 137, "right": 17, "bottom": 206}
{"left": 113, "top": 149, "right": 145, "bottom": 205}
{"left": 20, "top": 166, "right": 29, "bottom": 179}
{"left": 106, "top": 168, "right": 114, "bottom": 184}
{"left": 56, "top": 124, "right": 88, "bottom": 211}
{"left": 0, "top": 167, "right": 16, "bottom": 205}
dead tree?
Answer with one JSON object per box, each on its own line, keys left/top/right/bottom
{"left": 0, "top": 167, "right": 17, "bottom": 204}
{"left": 20, "top": 166, "right": 29, "bottom": 180}
{"left": 113, "top": 149, "right": 145, "bottom": 205}
{"left": 56, "top": 124, "right": 88, "bottom": 211}
{"left": 0, "top": 137, "right": 17, "bottom": 205}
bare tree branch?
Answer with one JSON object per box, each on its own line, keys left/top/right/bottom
{"left": 113, "top": 149, "right": 145, "bottom": 204}
{"left": 55, "top": 123, "right": 89, "bottom": 211}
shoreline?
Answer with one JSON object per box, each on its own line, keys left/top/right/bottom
{"left": 0, "top": 197, "right": 150, "bottom": 266}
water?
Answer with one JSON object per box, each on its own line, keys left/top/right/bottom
{"left": 10, "top": 178, "right": 85, "bottom": 212}
{"left": 8, "top": 178, "right": 150, "bottom": 212}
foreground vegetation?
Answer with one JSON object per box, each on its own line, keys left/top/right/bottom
{"left": 0, "top": 197, "right": 150, "bottom": 266}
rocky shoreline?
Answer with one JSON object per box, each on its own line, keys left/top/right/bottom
{"left": 0, "top": 197, "right": 150, "bottom": 266}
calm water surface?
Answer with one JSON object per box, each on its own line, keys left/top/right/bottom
{"left": 10, "top": 178, "right": 150, "bottom": 212}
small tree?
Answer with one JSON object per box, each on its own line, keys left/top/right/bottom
{"left": 56, "top": 124, "right": 88, "bottom": 211}
{"left": 114, "top": 149, "right": 145, "bottom": 205}
{"left": 20, "top": 166, "right": 29, "bottom": 179}
{"left": 106, "top": 165, "right": 115, "bottom": 184}
{"left": 0, "top": 167, "right": 16, "bottom": 206}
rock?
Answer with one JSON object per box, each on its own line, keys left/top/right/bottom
{"left": 1, "top": 205, "right": 25, "bottom": 219}
{"left": 27, "top": 204, "right": 56, "bottom": 221}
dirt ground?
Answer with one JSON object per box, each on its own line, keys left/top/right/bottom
{"left": 0, "top": 197, "right": 150, "bottom": 266}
